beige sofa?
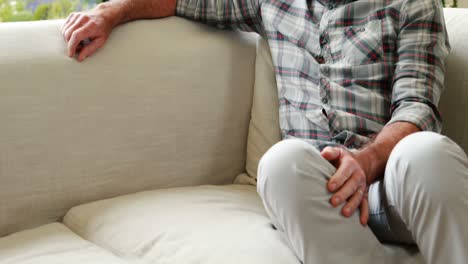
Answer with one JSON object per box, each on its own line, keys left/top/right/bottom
{"left": 0, "top": 8, "right": 467, "bottom": 264}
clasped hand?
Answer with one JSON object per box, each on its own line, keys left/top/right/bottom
{"left": 321, "top": 147, "right": 370, "bottom": 226}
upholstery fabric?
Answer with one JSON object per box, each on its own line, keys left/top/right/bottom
{"left": 0, "top": 18, "right": 257, "bottom": 236}
{"left": 238, "top": 39, "right": 282, "bottom": 182}
{"left": 64, "top": 185, "right": 300, "bottom": 264}
{"left": 63, "top": 184, "right": 423, "bottom": 264}
{"left": 0, "top": 223, "right": 127, "bottom": 264}
{"left": 244, "top": 9, "right": 468, "bottom": 181}
{"left": 439, "top": 8, "right": 468, "bottom": 152}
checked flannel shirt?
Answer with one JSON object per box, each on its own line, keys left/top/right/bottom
{"left": 176, "top": 0, "right": 450, "bottom": 150}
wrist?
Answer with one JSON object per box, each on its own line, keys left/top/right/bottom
{"left": 94, "top": 1, "right": 127, "bottom": 28}
{"left": 355, "top": 145, "right": 381, "bottom": 185}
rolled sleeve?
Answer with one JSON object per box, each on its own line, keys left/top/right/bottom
{"left": 176, "top": 0, "right": 264, "bottom": 34}
{"left": 389, "top": 100, "right": 441, "bottom": 131}
{"left": 388, "top": 0, "right": 450, "bottom": 132}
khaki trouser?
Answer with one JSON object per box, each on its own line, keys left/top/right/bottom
{"left": 257, "top": 132, "right": 468, "bottom": 264}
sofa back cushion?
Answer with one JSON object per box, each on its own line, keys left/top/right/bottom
{"left": 244, "top": 40, "right": 281, "bottom": 181}
{"left": 0, "top": 18, "right": 257, "bottom": 236}
{"left": 245, "top": 8, "right": 468, "bottom": 180}
{"left": 438, "top": 8, "right": 468, "bottom": 153}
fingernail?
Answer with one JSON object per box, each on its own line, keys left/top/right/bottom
{"left": 344, "top": 207, "right": 350, "bottom": 214}
{"left": 330, "top": 183, "right": 336, "bottom": 191}
{"left": 333, "top": 197, "right": 340, "bottom": 205}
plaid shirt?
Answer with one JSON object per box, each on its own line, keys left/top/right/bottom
{"left": 176, "top": 0, "right": 450, "bottom": 150}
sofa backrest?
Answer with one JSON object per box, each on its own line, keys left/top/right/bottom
{"left": 438, "top": 8, "right": 468, "bottom": 152}
{"left": 244, "top": 8, "right": 468, "bottom": 181}
{"left": 0, "top": 18, "right": 257, "bottom": 236}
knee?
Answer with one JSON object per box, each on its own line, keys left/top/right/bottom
{"left": 389, "top": 132, "right": 452, "bottom": 168}
{"left": 386, "top": 132, "right": 466, "bottom": 204}
{"left": 257, "top": 139, "right": 330, "bottom": 205}
{"left": 257, "top": 139, "right": 315, "bottom": 188}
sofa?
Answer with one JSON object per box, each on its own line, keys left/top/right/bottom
{"left": 0, "top": 7, "right": 467, "bottom": 264}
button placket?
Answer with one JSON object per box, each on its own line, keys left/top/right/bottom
{"left": 320, "top": 75, "right": 331, "bottom": 108}
{"left": 318, "top": 8, "right": 332, "bottom": 63}
{"left": 318, "top": 4, "right": 333, "bottom": 119}
{"left": 319, "top": 32, "right": 329, "bottom": 46}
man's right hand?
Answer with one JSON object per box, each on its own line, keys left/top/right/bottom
{"left": 61, "top": 3, "right": 120, "bottom": 62}
{"left": 61, "top": 0, "right": 177, "bottom": 62}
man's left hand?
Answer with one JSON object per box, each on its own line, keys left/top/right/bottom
{"left": 321, "top": 147, "right": 370, "bottom": 226}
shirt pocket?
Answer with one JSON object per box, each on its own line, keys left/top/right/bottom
{"left": 329, "top": 20, "right": 384, "bottom": 65}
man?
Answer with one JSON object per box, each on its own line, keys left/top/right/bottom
{"left": 61, "top": 0, "right": 468, "bottom": 263}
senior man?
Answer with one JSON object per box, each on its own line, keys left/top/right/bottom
{"left": 62, "top": 0, "right": 468, "bottom": 263}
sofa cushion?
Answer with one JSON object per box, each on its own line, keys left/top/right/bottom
{"left": 64, "top": 185, "right": 300, "bottom": 264}
{"left": 63, "top": 184, "right": 423, "bottom": 264}
{"left": 438, "top": 8, "right": 468, "bottom": 152}
{"left": 238, "top": 38, "right": 282, "bottom": 182}
{"left": 0, "top": 223, "right": 127, "bottom": 264}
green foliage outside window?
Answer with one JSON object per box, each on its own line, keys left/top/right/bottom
{"left": 0, "top": 0, "right": 105, "bottom": 22}
{"left": 442, "top": 0, "right": 459, "bottom": 7}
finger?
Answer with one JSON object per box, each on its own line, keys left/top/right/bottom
{"left": 68, "top": 27, "right": 90, "bottom": 58}
{"left": 341, "top": 187, "right": 365, "bottom": 217}
{"left": 64, "top": 15, "right": 88, "bottom": 42}
{"left": 330, "top": 171, "right": 364, "bottom": 207}
{"left": 64, "top": 15, "right": 87, "bottom": 42}
{"left": 61, "top": 13, "right": 77, "bottom": 36}
{"left": 61, "top": 13, "right": 74, "bottom": 34}
{"left": 77, "top": 37, "right": 106, "bottom": 61}
{"left": 327, "top": 156, "right": 356, "bottom": 192}
{"left": 360, "top": 196, "right": 369, "bottom": 226}
{"left": 321, "top": 147, "right": 341, "bottom": 162}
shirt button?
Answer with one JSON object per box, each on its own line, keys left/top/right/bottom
{"left": 322, "top": 98, "right": 329, "bottom": 104}
{"left": 320, "top": 32, "right": 329, "bottom": 44}
{"left": 321, "top": 67, "right": 330, "bottom": 76}
{"left": 316, "top": 56, "right": 325, "bottom": 64}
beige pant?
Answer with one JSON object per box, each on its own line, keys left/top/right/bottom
{"left": 257, "top": 132, "right": 468, "bottom": 264}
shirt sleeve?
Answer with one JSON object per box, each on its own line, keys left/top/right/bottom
{"left": 175, "top": 0, "right": 264, "bottom": 34}
{"left": 387, "top": 0, "right": 450, "bottom": 133}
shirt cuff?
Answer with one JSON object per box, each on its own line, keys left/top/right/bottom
{"left": 387, "top": 101, "right": 442, "bottom": 133}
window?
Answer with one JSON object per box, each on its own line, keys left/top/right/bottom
{"left": 0, "top": 0, "right": 105, "bottom": 22}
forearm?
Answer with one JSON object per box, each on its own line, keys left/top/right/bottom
{"left": 96, "top": 0, "right": 177, "bottom": 28}
{"left": 356, "top": 122, "right": 420, "bottom": 184}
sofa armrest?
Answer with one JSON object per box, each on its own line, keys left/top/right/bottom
{"left": 0, "top": 18, "right": 258, "bottom": 236}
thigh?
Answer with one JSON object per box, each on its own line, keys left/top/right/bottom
{"left": 257, "top": 139, "right": 389, "bottom": 263}
{"left": 382, "top": 132, "right": 468, "bottom": 263}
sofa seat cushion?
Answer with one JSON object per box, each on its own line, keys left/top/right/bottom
{"left": 64, "top": 185, "right": 299, "bottom": 264}
{"left": 0, "top": 223, "right": 126, "bottom": 264}
{"left": 64, "top": 184, "right": 423, "bottom": 264}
